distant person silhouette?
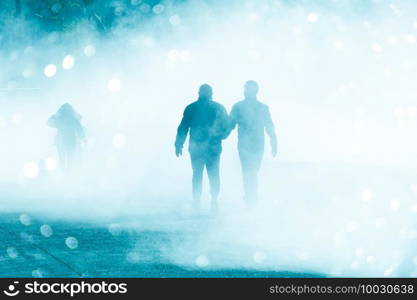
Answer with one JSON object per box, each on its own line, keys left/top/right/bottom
{"left": 47, "top": 103, "right": 85, "bottom": 171}
{"left": 175, "top": 84, "right": 229, "bottom": 211}
{"left": 230, "top": 81, "right": 277, "bottom": 205}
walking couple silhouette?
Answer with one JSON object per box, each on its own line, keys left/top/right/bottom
{"left": 175, "top": 80, "right": 277, "bottom": 212}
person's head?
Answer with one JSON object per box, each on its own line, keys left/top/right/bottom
{"left": 198, "top": 84, "right": 213, "bottom": 100}
{"left": 244, "top": 80, "right": 259, "bottom": 99}
{"left": 57, "top": 103, "right": 80, "bottom": 119}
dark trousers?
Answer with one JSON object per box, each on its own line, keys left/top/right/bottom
{"left": 239, "top": 148, "right": 263, "bottom": 204}
{"left": 190, "top": 150, "right": 221, "bottom": 203}
{"left": 57, "top": 141, "right": 77, "bottom": 172}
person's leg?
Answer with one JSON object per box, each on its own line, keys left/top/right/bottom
{"left": 239, "top": 149, "right": 253, "bottom": 204}
{"left": 57, "top": 145, "right": 67, "bottom": 172}
{"left": 250, "top": 150, "right": 263, "bottom": 203}
{"left": 66, "top": 143, "right": 77, "bottom": 172}
{"left": 206, "top": 151, "right": 220, "bottom": 211}
{"left": 239, "top": 149, "right": 262, "bottom": 205}
{"left": 190, "top": 152, "right": 204, "bottom": 209}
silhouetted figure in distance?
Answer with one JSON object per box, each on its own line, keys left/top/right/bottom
{"left": 175, "top": 84, "right": 229, "bottom": 211}
{"left": 230, "top": 80, "right": 277, "bottom": 205}
{"left": 47, "top": 103, "right": 85, "bottom": 172}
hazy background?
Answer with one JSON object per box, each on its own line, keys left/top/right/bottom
{"left": 1, "top": 0, "right": 417, "bottom": 277}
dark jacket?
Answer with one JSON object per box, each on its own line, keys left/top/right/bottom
{"left": 47, "top": 113, "right": 84, "bottom": 148}
{"left": 175, "top": 98, "right": 229, "bottom": 155}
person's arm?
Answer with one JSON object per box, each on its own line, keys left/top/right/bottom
{"left": 218, "top": 105, "right": 232, "bottom": 140}
{"left": 175, "top": 106, "right": 191, "bottom": 157}
{"left": 75, "top": 120, "right": 86, "bottom": 141}
{"left": 265, "top": 106, "right": 277, "bottom": 157}
{"left": 228, "top": 104, "right": 238, "bottom": 134}
{"left": 47, "top": 114, "right": 57, "bottom": 128}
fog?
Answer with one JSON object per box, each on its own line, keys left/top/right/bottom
{"left": 1, "top": 0, "right": 417, "bottom": 277}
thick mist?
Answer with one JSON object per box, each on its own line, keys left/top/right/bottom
{"left": 1, "top": 0, "right": 417, "bottom": 277}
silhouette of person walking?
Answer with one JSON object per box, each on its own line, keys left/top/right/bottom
{"left": 230, "top": 81, "right": 277, "bottom": 205}
{"left": 47, "top": 103, "right": 85, "bottom": 172}
{"left": 175, "top": 84, "right": 229, "bottom": 211}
